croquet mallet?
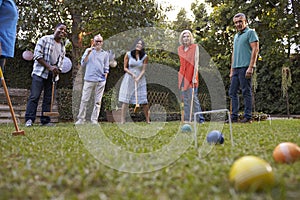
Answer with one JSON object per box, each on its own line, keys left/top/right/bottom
{"left": 189, "top": 45, "right": 199, "bottom": 122}
{"left": 134, "top": 81, "right": 140, "bottom": 113}
{"left": 189, "top": 85, "right": 195, "bottom": 122}
{"left": 43, "top": 77, "right": 59, "bottom": 117}
{"left": 181, "top": 86, "right": 184, "bottom": 122}
{"left": 0, "top": 67, "right": 25, "bottom": 136}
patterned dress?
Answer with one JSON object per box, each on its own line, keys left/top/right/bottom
{"left": 118, "top": 52, "right": 148, "bottom": 104}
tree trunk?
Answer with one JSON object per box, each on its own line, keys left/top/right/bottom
{"left": 70, "top": 9, "right": 83, "bottom": 84}
{"left": 286, "top": 91, "right": 290, "bottom": 119}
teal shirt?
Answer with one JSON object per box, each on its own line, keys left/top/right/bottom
{"left": 232, "top": 27, "right": 259, "bottom": 68}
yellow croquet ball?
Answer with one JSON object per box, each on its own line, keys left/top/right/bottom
{"left": 229, "top": 156, "right": 275, "bottom": 191}
{"left": 273, "top": 142, "right": 300, "bottom": 164}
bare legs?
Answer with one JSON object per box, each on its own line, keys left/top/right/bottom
{"left": 120, "top": 103, "right": 128, "bottom": 124}
{"left": 120, "top": 103, "right": 150, "bottom": 124}
{"left": 143, "top": 104, "right": 150, "bottom": 123}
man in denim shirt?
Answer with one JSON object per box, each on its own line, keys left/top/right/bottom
{"left": 75, "top": 34, "right": 109, "bottom": 125}
{"left": 229, "top": 13, "right": 259, "bottom": 123}
{"left": 25, "top": 23, "right": 67, "bottom": 127}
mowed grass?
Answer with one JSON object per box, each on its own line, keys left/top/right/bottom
{"left": 0, "top": 119, "right": 299, "bottom": 200}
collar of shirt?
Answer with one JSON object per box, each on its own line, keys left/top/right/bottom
{"left": 238, "top": 27, "right": 249, "bottom": 36}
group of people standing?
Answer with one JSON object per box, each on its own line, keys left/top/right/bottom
{"left": 73, "top": 11, "right": 259, "bottom": 126}
{"left": 75, "top": 36, "right": 150, "bottom": 125}
{"left": 0, "top": 1, "right": 258, "bottom": 127}
{"left": 24, "top": 26, "right": 151, "bottom": 126}
{"left": 178, "top": 12, "right": 259, "bottom": 124}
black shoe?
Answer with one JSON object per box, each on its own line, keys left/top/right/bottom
{"left": 40, "top": 122, "right": 55, "bottom": 127}
{"left": 240, "top": 118, "right": 253, "bottom": 123}
{"left": 225, "top": 118, "right": 238, "bottom": 123}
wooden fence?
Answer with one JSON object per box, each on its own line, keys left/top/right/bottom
{"left": 0, "top": 87, "right": 215, "bottom": 124}
{"left": 0, "top": 88, "right": 58, "bottom": 124}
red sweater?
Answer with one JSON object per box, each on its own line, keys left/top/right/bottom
{"left": 178, "top": 44, "right": 199, "bottom": 90}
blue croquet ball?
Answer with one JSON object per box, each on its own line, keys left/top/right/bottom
{"left": 206, "top": 130, "right": 224, "bottom": 144}
{"left": 181, "top": 124, "right": 192, "bottom": 132}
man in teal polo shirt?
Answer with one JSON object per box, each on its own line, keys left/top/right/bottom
{"left": 229, "top": 13, "right": 259, "bottom": 123}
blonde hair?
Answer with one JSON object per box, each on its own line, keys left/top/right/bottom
{"left": 179, "top": 30, "right": 194, "bottom": 45}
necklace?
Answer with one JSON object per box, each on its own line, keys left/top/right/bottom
{"left": 184, "top": 46, "right": 189, "bottom": 52}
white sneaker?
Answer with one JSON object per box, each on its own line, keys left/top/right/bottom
{"left": 75, "top": 119, "right": 85, "bottom": 125}
{"left": 25, "top": 119, "right": 33, "bottom": 127}
{"left": 91, "top": 120, "right": 98, "bottom": 125}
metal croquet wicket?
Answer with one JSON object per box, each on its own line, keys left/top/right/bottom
{"left": 193, "top": 109, "right": 233, "bottom": 149}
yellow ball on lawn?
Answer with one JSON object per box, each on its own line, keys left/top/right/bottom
{"left": 229, "top": 156, "right": 275, "bottom": 191}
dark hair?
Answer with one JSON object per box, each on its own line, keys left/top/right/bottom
{"left": 130, "top": 38, "right": 146, "bottom": 60}
{"left": 55, "top": 23, "right": 66, "bottom": 29}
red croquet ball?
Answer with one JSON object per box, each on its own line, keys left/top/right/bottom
{"left": 273, "top": 142, "right": 300, "bottom": 164}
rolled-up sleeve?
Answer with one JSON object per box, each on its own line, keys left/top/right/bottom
{"left": 104, "top": 52, "right": 109, "bottom": 74}
{"left": 33, "top": 38, "right": 45, "bottom": 61}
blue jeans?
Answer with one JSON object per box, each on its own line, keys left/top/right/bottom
{"left": 25, "top": 74, "right": 53, "bottom": 124}
{"left": 0, "top": 57, "right": 6, "bottom": 73}
{"left": 229, "top": 67, "right": 252, "bottom": 120}
{"left": 182, "top": 87, "right": 205, "bottom": 123}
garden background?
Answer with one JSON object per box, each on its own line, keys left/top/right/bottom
{"left": 1, "top": 1, "right": 300, "bottom": 199}
{"left": 1, "top": 0, "right": 299, "bottom": 122}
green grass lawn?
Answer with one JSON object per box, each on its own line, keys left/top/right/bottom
{"left": 0, "top": 119, "right": 299, "bottom": 200}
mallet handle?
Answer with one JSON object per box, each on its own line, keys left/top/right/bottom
{"left": 0, "top": 68, "right": 20, "bottom": 131}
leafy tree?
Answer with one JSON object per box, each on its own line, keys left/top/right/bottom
{"left": 171, "top": 8, "right": 193, "bottom": 32}
{"left": 191, "top": 2, "right": 209, "bottom": 39}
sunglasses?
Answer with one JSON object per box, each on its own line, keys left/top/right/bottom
{"left": 95, "top": 40, "right": 103, "bottom": 43}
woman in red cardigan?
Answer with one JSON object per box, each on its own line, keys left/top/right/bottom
{"left": 178, "top": 30, "right": 205, "bottom": 123}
